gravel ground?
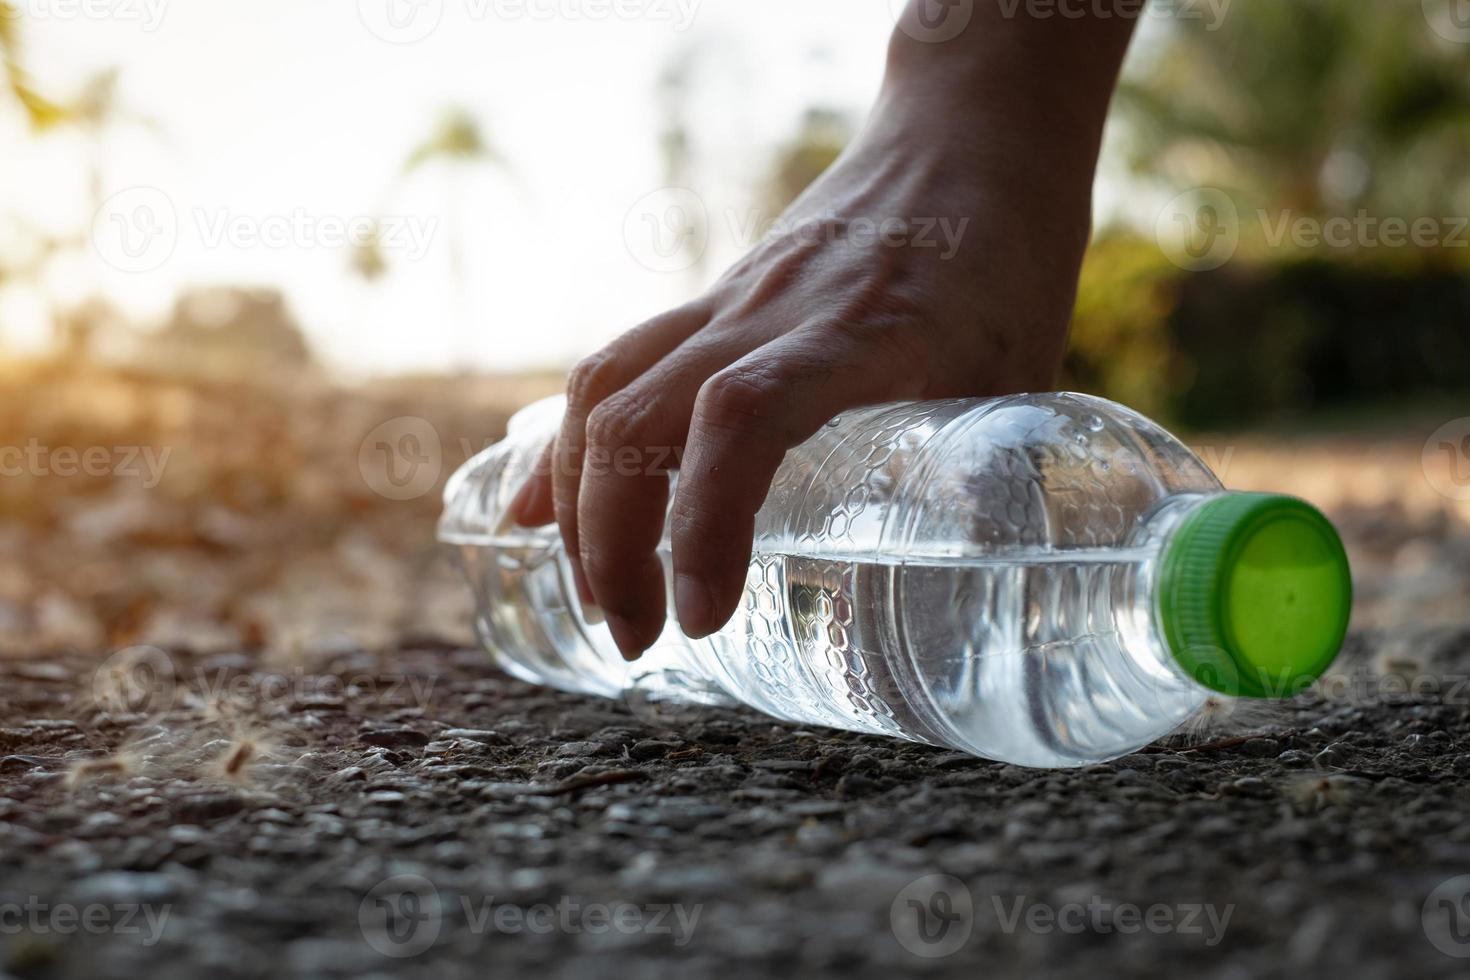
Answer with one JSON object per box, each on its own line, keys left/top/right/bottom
{"left": 3, "top": 613, "right": 1470, "bottom": 980}
{"left": 6, "top": 365, "right": 1468, "bottom": 978}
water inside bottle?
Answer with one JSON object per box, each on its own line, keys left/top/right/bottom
{"left": 457, "top": 532, "right": 1202, "bottom": 766}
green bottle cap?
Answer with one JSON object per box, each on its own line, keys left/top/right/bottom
{"left": 1157, "top": 493, "right": 1352, "bottom": 699}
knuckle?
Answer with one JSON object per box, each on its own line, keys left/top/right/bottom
{"left": 812, "top": 310, "right": 927, "bottom": 384}
{"left": 698, "top": 365, "right": 781, "bottom": 428}
{"left": 583, "top": 397, "right": 641, "bottom": 453}
{"left": 566, "top": 351, "right": 623, "bottom": 413}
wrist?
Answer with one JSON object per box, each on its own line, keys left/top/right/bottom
{"left": 877, "top": 2, "right": 1136, "bottom": 182}
{"left": 866, "top": 69, "right": 1097, "bottom": 225}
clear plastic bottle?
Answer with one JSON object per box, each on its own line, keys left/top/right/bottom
{"left": 439, "top": 393, "right": 1351, "bottom": 767}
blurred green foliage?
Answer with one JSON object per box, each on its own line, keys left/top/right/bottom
{"left": 402, "top": 106, "right": 504, "bottom": 174}
{"left": 1062, "top": 234, "right": 1181, "bottom": 419}
{"left": 1117, "top": 0, "right": 1470, "bottom": 218}
{"left": 1066, "top": 234, "right": 1470, "bottom": 428}
{"left": 763, "top": 108, "right": 852, "bottom": 216}
{"left": 1068, "top": 0, "right": 1470, "bottom": 427}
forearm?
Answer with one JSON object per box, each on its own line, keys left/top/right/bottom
{"left": 879, "top": 0, "right": 1139, "bottom": 200}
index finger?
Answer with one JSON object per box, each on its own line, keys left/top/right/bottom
{"left": 670, "top": 328, "right": 923, "bottom": 637}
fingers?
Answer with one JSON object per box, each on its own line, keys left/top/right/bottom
{"left": 508, "top": 443, "right": 555, "bottom": 526}
{"left": 670, "top": 326, "right": 924, "bottom": 638}
{"left": 575, "top": 335, "right": 753, "bottom": 658}
{"left": 545, "top": 303, "right": 710, "bottom": 608}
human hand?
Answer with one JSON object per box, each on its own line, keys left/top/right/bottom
{"left": 510, "top": 6, "right": 1137, "bottom": 658}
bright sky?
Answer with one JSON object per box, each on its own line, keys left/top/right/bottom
{"left": 0, "top": 0, "right": 1157, "bottom": 375}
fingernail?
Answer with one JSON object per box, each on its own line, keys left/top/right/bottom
{"left": 511, "top": 481, "right": 540, "bottom": 525}
{"left": 507, "top": 480, "right": 532, "bottom": 520}
{"left": 675, "top": 574, "right": 715, "bottom": 638}
{"left": 571, "top": 562, "right": 596, "bottom": 607}
{"left": 567, "top": 562, "right": 602, "bottom": 622}
{"left": 508, "top": 478, "right": 547, "bottom": 526}
{"left": 605, "top": 614, "right": 645, "bottom": 661}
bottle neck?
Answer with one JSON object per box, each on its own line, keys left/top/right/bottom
{"left": 1124, "top": 493, "right": 1227, "bottom": 691}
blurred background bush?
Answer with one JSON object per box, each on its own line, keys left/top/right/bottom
{"left": 1067, "top": 0, "right": 1470, "bottom": 426}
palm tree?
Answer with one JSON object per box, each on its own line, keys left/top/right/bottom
{"left": 47, "top": 67, "right": 161, "bottom": 355}
{"left": 0, "top": 1, "right": 65, "bottom": 130}
{"left": 65, "top": 67, "right": 162, "bottom": 217}
{"left": 354, "top": 106, "right": 509, "bottom": 368}
{"left": 655, "top": 44, "right": 708, "bottom": 282}
{"left": 3, "top": 12, "right": 160, "bottom": 356}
